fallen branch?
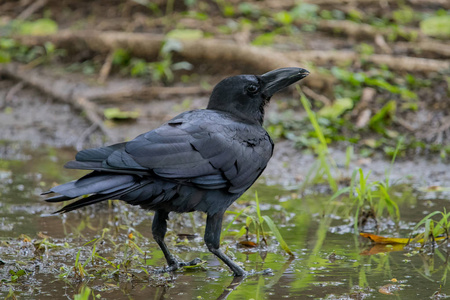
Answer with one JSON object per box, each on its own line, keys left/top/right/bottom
{"left": 314, "top": 19, "right": 420, "bottom": 40}
{"left": 301, "top": 20, "right": 450, "bottom": 58}
{"left": 287, "top": 50, "right": 450, "bottom": 73}
{"left": 1, "top": 81, "right": 25, "bottom": 109}
{"left": 252, "top": 0, "right": 450, "bottom": 10}
{"left": 16, "top": 0, "right": 48, "bottom": 20}
{"left": 0, "top": 62, "right": 116, "bottom": 142}
{"left": 368, "top": 54, "right": 449, "bottom": 73}
{"left": 91, "top": 85, "right": 210, "bottom": 103}
{"left": 14, "top": 31, "right": 449, "bottom": 77}
{"left": 395, "top": 41, "right": 450, "bottom": 58}
{"left": 12, "top": 30, "right": 329, "bottom": 89}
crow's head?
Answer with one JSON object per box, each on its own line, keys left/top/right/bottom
{"left": 207, "top": 67, "right": 309, "bottom": 125}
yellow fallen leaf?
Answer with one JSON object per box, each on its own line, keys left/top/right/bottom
{"left": 360, "top": 232, "right": 447, "bottom": 245}
{"left": 360, "top": 233, "right": 410, "bottom": 244}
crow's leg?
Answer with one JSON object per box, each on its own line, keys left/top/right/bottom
{"left": 152, "top": 210, "right": 202, "bottom": 272}
{"left": 205, "top": 212, "right": 246, "bottom": 277}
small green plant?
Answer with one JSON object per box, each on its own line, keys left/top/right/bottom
{"left": 420, "top": 15, "right": 450, "bottom": 38}
{"left": 74, "top": 286, "right": 92, "bottom": 300}
{"left": 112, "top": 39, "right": 192, "bottom": 83}
{"left": 410, "top": 209, "right": 450, "bottom": 246}
{"left": 298, "top": 88, "right": 338, "bottom": 192}
{"left": 331, "top": 66, "right": 417, "bottom": 100}
{"left": 224, "top": 192, "right": 293, "bottom": 256}
{"left": 0, "top": 38, "right": 64, "bottom": 65}
{"left": 351, "top": 168, "right": 400, "bottom": 232}
{"left": 7, "top": 269, "right": 27, "bottom": 283}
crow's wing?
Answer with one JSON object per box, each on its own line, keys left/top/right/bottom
{"left": 70, "top": 110, "right": 273, "bottom": 193}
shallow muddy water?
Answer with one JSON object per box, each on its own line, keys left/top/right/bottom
{"left": 0, "top": 142, "right": 449, "bottom": 299}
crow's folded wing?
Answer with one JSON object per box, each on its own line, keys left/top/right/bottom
{"left": 72, "top": 110, "right": 273, "bottom": 193}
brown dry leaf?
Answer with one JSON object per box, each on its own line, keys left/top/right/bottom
{"left": 239, "top": 241, "right": 257, "bottom": 248}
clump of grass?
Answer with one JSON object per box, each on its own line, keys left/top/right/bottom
{"left": 327, "top": 139, "right": 403, "bottom": 233}
{"left": 224, "top": 192, "right": 293, "bottom": 256}
{"left": 410, "top": 208, "right": 450, "bottom": 248}
{"left": 74, "top": 286, "right": 93, "bottom": 300}
{"left": 111, "top": 37, "right": 192, "bottom": 84}
{"left": 348, "top": 168, "right": 400, "bottom": 232}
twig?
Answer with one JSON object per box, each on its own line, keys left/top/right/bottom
{"left": 16, "top": 0, "right": 48, "bottom": 20}
{"left": 301, "top": 86, "right": 331, "bottom": 106}
{"left": 98, "top": 51, "right": 114, "bottom": 84}
{"left": 426, "top": 117, "right": 450, "bottom": 137}
{"left": 394, "top": 117, "right": 417, "bottom": 132}
{"left": 375, "top": 34, "right": 392, "bottom": 54}
{"left": 76, "top": 122, "right": 99, "bottom": 151}
{"left": 352, "top": 87, "right": 376, "bottom": 117}
{"left": 1, "top": 81, "right": 25, "bottom": 109}
{"left": 356, "top": 109, "right": 372, "bottom": 128}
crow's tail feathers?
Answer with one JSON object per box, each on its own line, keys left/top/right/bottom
{"left": 42, "top": 171, "right": 152, "bottom": 213}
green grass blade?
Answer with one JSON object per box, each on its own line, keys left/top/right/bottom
{"left": 262, "top": 215, "right": 293, "bottom": 256}
{"left": 255, "top": 191, "right": 263, "bottom": 224}
{"left": 74, "top": 286, "right": 91, "bottom": 300}
{"left": 222, "top": 208, "right": 246, "bottom": 242}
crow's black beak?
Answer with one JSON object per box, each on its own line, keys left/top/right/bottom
{"left": 261, "top": 67, "right": 309, "bottom": 98}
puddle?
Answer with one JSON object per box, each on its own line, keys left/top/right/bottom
{"left": 0, "top": 142, "right": 449, "bottom": 299}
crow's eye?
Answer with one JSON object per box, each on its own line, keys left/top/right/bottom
{"left": 246, "top": 84, "right": 259, "bottom": 94}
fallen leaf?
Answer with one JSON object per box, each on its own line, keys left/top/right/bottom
{"left": 360, "top": 232, "right": 447, "bottom": 245}
{"left": 360, "top": 233, "right": 410, "bottom": 244}
{"left": 239, "top": 241, "right": 257, "bottom": 247}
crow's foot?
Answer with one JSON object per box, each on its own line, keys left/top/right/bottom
{"left": 159, "top": 257, "right": 204, "bottom": 273}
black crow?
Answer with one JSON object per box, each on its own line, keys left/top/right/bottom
{"left": 43, "top": 67, "right": 309, "bottom": 276}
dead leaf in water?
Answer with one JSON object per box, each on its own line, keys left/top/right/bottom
{"left": 360, "top": 232, "right": 447, "bottom": 245}
{"left": 360, "top": 233, "right": 410, "bottom": 244}
{"left": 239, "top": 241, "right": 257, "bottom": 247}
